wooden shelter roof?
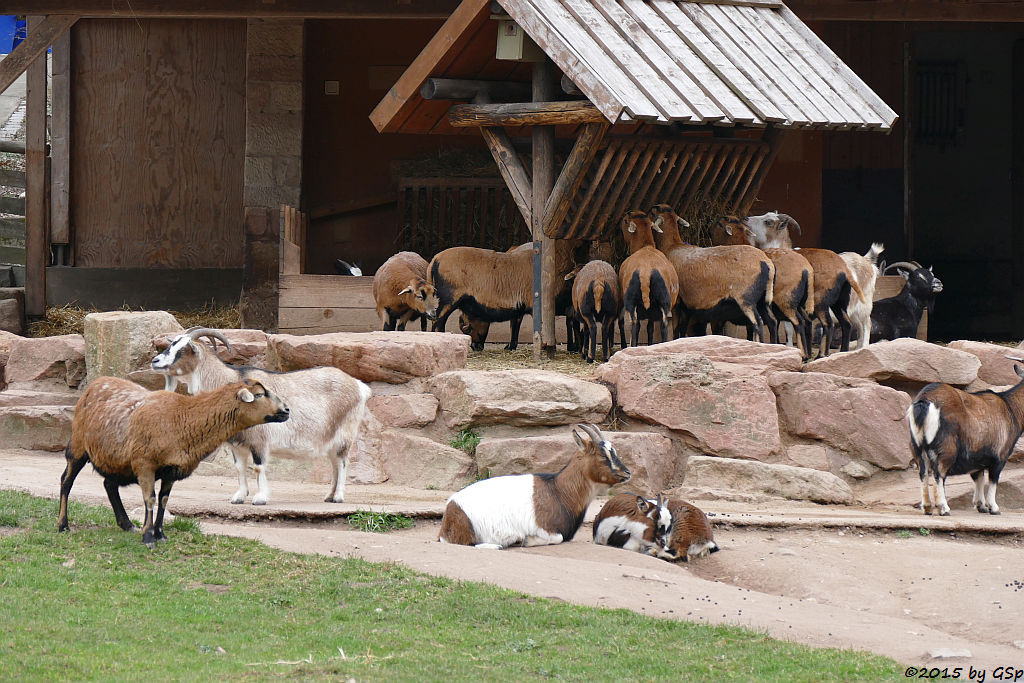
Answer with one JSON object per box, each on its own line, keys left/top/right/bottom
{"left": 371, "top": 0, "right": 898, "bottom": 135}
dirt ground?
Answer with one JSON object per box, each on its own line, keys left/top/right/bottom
{"left": 4, "top": 449, "right": 1024, "bottom": 669}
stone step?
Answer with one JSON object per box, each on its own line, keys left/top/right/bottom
{"left": 0, "top": 404, "right": 73, "bottom": 451}
{"left": 0, "top": 387, "right": 79, "bottom": 408}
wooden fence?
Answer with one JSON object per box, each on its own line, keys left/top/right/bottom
{"left": 0, "top": 140, "right": 26, "bottom": 265}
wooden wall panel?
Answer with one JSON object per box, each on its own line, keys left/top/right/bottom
{"left": 71, "top": 19, "right": 246, "bottom": 268}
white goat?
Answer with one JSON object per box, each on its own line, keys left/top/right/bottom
{"left": 838, "top": 243, "right": 884, "bottom": 350}
{"left": 58, "top": 377, "right": 289, "bottom": 547}
{"left": 439, "top": 423, "right": 630, "bottom": 549}
{"left": 150, "top": 327, "right": 371, "bottom": 505}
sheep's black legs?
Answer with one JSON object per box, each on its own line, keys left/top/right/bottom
{"left": 153, "top": 478, "right": 175, "bottom": 541}
{"left": 57, "top": 447, "right": 89, "bottom": 532}
{"left": 103, "top": 478, "right": 135, "bottom": 532}
{"left": 587, "top": 320, "right": 598, "bottom": 363}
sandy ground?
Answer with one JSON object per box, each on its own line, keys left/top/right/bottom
{"left": 4, "top": 449, "right": 1024, "bottom": 669}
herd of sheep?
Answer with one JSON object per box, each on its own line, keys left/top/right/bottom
{"left": 54, "top": 204, "right": 1021, "bottom": 555}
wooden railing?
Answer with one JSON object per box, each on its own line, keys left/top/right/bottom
{"left": 0, "top": 140, "right": 27, "bottom": 265}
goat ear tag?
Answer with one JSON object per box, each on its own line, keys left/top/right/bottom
{"left": 238, "top": 388, "right": 255, "bottom": 403}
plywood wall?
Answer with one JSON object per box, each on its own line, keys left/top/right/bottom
{"left": 70, "top": 19, "right": 246, "bottom": 268}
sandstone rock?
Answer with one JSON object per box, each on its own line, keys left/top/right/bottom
{"left": 267, "top": 331, "right": 468, "bottom": 384}
{"left": 428, "top": 369, "right": 612, "bottom": 428}
{"left": 947, "top": 340, "right": 1023, "bottom": 387}
{"left": 0, "top": 387, "right": 79, "bottom": 408}
{"left": 682, "top": 454, "right": 854, "bottom": 504}
{"left": 785, "top": 444, "right": 831, "bottom": 471}
{"left": 0, "top": 289, "right": 24, "bottom": 334}
{"left": 608, "top": 335, "right": 803, "bottom": 374}
{"left": 0, "top": 405, "right": 74, "bottom": 451}
{"left": 597, "top": 352, "right": 782, "bottom": 461}
{"left": 368, "top": 393, "right": 438, "bottom": 428}
{"left": 379, "top": 430, "right": 475, "bottom": 490}
{"left": 5, "top": 334, "right": 86, "bottom": 388}
{"left": 84, "top": 311, "right": 184, "bottom": 386}
{"left": 348, "top": 410, "right": 388, "bottom": 485}
{"left": 0, "top": 329, "right": 19, "bottom": 390}
{"left": 840, "top": 460, "right": 878, "bottom": 480}
{"left": 474, "top": 430, "right": 678, "bottom": 494}
{"left": 770, "top": 371, "right": 912, "bottom": 470}
{"left": 804, "top": 338, "right": 979, "bottom": 387}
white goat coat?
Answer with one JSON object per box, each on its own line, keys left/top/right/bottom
{"left": 446, "top": 474, "right": 547, "bottom": 548}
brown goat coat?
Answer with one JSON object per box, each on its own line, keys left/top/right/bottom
{"left": 572, "top": 260, "right": 622, "bottom": 362}
{"left": 593, "top": 493, "right": 659, "bottom": 548}
{"left": 618, "top": 212, "right": 679, "bottom": 343}
{"left": 710, "top": 215, "right": 751, "bottom": 246}
{"left": 58, "top": 377, "right": 287, "bottom": 544}
{"left": 661, "top": 498, "right": 717, "bottom": 561}
{"left": 372, "top": 251, "right": 437, "bottom": 329}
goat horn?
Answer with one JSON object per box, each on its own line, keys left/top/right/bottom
{"left": 1005, "top": 355, "right": 1024, "bottom": 363}
{"left": 576, "top": 423, "right": 604, "bottom": 444}
{"left": 779, "top": 213, "right": 802, "bottom": 235}
{"left": 883, "top": 261, "right": 919, "bottom": 274}
{"left": 184, "top": 327, "right": 233, "bottom": 355}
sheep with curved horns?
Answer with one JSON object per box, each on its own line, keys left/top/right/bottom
{"left": 57, "top": 377, "right": 289, "bottom": 548}
{"left": 593, "top": 493, "right": 671, "bottom": 554}
{"left": 618, "top": 211, "right": 679, "bottom": 347}
{"left": 372, "top": 251, "right": 438, "bottom": 331}
{"left": 439, "top": 423, "right": 630, "bottom": 549}
{"left": 150, "top": 327, "right": 371, "bottom": 505}
{"left": 908, "top": 355, "right": 1024, "bottom": 517}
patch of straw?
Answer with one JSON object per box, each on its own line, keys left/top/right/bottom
{"left": 26, "top": 301, "right": 242, "bottom": 338}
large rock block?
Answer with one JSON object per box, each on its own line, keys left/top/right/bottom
{"left": 379, "top": 430, "right": 475, "bottom": 490}
{"left": 0, "top": 288, "right": 24, "bottom": 334}
{"left": 267, "top": 331, "right": 469, "bottom": 384}
{"left": 84, "top": 311, "right": 183, "bottom": 386}
{"left": 770, "top": 371, "right": 912, "bottom": 470}
{"left": 368, "top": 393, "right": 438, "bottom": 428}
{"left": 596, "top": 352, "right": 782, "bottom": 461}
{"left": 474, "top": 430, "right": 678, "bottom": 494}
{"left": 0, "top": 329, "right": 19, "bottom": 390}
{"left": 804, "top": 338, "right": 979, "bottom": 387}
{"left": 947, "top": 340, "right": 1023, "bottom": 387}
{"left": 0, "top": 405, "right": 74, "bottom": 451}
{"left": 5, "top": 334, "right": 86, "bottom": 388}
{"left": 348, "top": 410, "right": 388, "bottom": 485}
{"left": 609, "top": 335, "right": 803, "bottom": 374}
{"left": 428, "top": 369, "right": 612, "bottom": 428}
{"left": 683, "top": 454, "right": 854, "bottom": 504}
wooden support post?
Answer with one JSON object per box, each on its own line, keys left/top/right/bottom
{"left": 25, "top": 16, "right": 49, "bottom": 317}
{"left": 448, "top": 101, "right": 606, "bottom": 128}
{"left": 0, "top": 15, "right": 77, "bottom": 95}
{"left": 543, "top": 121, "right": 608, "bottom": 237}
{"left": 50, "top": 26, "right": 71, "bottom": 260}
{"left": 532, "top": 60, "right": 557, "bottom": 358}
{"left": 480, "top": 126, "right": 532, "bottom": 228}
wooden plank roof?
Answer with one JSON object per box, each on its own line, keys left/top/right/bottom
{"left": 371, "top": 0, "right": 898, "bottom": 134}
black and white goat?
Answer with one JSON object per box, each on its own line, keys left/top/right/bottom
{"left": 334, "top": 259, "right": 363, "bottom": 276}
{"left": 592, "top": 493, "right": 671, "bottom": 554}
{"left": 438, "top": 423, "right": 630, "bottom": 549}
{"left": 870, "top": 261, "right": 943, "bottom": 343}
{"left": 908, "top": 356, "right": 1024, "bottom": 516}
{"left": 150, "top": 327, "right": 371, "bottom": 505}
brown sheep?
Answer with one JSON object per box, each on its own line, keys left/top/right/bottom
{"left": 797, "top": 248, "right": 866, "bottom": 356}
{"left": 763, "top": 248, "right": 815, "bottom": 357}
{"left": 650, "top": 205, "right": 776, "bottom": 343}
{"left": 372, "top": 251, "right": 439, "bottom": 331}
{"left": 57, "top": 377, "right": 289, "bottom": 548}
{"left": 572, "top": 259, "right": 622, "bottom": 363}
{"left": 618, "top": 211, "right": 680, "bottom": 347}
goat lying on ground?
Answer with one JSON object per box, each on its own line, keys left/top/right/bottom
{"left": 870, "top": 261, "right": 943, "bottom": 342}
{"left": 439, "top": 423, "right": 630, "bottom": 548}
{"left": 57, "top": 377, "right": 289, "bottom": 548}
{"left": 908, "top": 356, "right": 1024, "bottom": 517}
{"left": 649, "top": 498, "right": 719, "bottom": 562}
{"left": 151, "top": 327, "right": 371, "bottom": 505}
{"left": 592, "top": 493, "right": 671, "bottom": 554}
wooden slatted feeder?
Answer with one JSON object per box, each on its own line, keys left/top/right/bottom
{"left": 371, "top": 0, "right": 897, "bottom": 356}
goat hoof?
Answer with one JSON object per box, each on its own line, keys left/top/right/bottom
{"left": 990, "top": 509, "right": 1001, "bottom": 515}
{"left": 940, "top": 510, "right": 951, "bottom": 517}
{"left": 229, "top": 496, "right": 246, "bottom": 504}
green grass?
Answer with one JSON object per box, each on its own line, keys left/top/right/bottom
{"left": 449, "top": 428, "right": 481, "bottom": 454}
{"left": 346, "top": 509, "right": 415, "bottom": 533}
{"left": 0, "top": 490, "right": 903, "bottom": 681}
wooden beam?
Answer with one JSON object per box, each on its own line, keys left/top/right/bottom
{"left": 786, "top": 0, "right": 1024, "bottom": 22}
{"left": 0, "top": 1, "right": 459, "bottom": 18}
{"left": 449, "top": 100, "right": 608, "bottom": 128}
{"left": 369, "top": 0, "right": 490, "bottom": 133}
{"left": 50, "top": 27, "right": 71, "bottom": 248}
{"left": 542, "top": 122, "right": 608, "bottom": 237}
{"left": 480, "top": 126, "right": 532, "bottom": 228}
{"left": 0, "top": 15, "right": 78, "bottom": 96}
{"left": 532, "top": 60, "right": 557, "bottom": 355}
{"left": 25, "top": 17, "right": 50, "bottom": 317}
{"left": 420, "top": 78, "right": 531, "bottom": 102}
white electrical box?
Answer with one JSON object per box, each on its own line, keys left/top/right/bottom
{"left": 495, "top": 19, "right": 545, "bottom": 62}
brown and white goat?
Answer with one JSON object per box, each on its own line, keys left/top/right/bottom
{"left": 908, "top": 357, "right": 1024, "bottom": 517}
{"left": 650, "top": 498, "right": 719, "bottom": 562}
{"left": 57, "top": 377, "right": 289, "bottom": 548}
{"left": 372, "top": 251, "right": 439, "bottom": 331}
{"left": 572, "top": 259, "right": 623, "bottom": 363}
{"left": 838, "top": 243, "right": 884, "bottom": 350}
{"left": 593, "top": 493, "right": 671, "bottom": 554}
{"left": 618, "top": 211, "right": 679, "bottom": 347}
{"left": 743, "top": 211, "right": 802, "bottom": 249}
{"left": 649, "top": 205, "right": 776, "bottom": 343}
{"left": 439, "top": 423, "right": 630, "bottom": 549}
